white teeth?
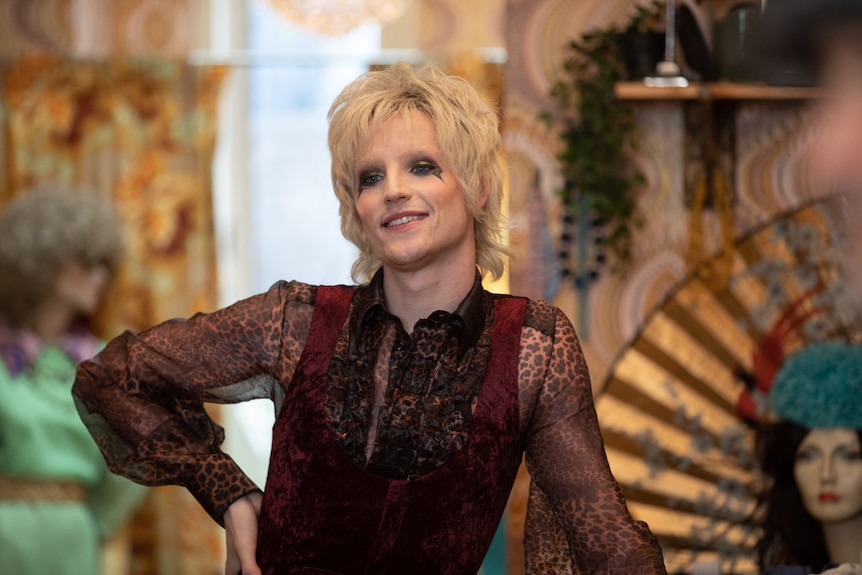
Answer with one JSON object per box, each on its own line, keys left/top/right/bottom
{"left": 385, "top": 215, "right": 426, "bottom": 227}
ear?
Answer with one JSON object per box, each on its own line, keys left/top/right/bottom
{"left": 477, "top": 183, "right": 490, "bottom": 209}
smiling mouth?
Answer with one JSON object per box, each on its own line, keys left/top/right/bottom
{"left": 384, "top": 214, "right": 427, "bottom": 228}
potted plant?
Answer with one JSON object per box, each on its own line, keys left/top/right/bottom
{"left": 547, "top": 2, "right": 663, "bottom": 283}
{"left": 623, "top": 2, "right": 667, "bottom": 80}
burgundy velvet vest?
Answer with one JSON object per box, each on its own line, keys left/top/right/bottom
{"left": 257, "top": 285, "right": 527, "bottom": 575}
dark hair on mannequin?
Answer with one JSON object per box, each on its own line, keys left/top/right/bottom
{"left": 755, "top": 421, "right": 862, "bottom": 571}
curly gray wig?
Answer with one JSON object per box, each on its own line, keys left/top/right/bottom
{"left": 0, "top": 188, "right": 123, "bottom": 327}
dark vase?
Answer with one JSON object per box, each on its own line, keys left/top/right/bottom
{"left": 623, "top": 31, "right": 666, "bottom": 80}
{"left": 715, "top": 2, "right": 762, "bottom": 82}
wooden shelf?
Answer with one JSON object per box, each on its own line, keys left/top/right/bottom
{"left": 615, "top": 81, "right": 824, "bottom": 101}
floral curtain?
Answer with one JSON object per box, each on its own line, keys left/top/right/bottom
{"left": 0, "top": 56, "right": 229, "bottom": 575}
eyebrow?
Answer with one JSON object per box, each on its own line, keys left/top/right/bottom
{"left": 355, "top": 161, "right": 382, "bottom": 174}
{"left": 411, "top": 151, "right": 440, "bottom": 161}
{"left": 799, "top": 442, "right": 861, "bottom": 451}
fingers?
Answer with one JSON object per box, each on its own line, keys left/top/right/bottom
{"left": 224, "top": 492, "right": 263, "bottom": 575}
{"left": 820, "top": 565, "right": 862, "bottom": 575}
{"left": 224, "top": 551, "right": 241, "bottom": 575}
{"left": 225, "top": 527, "right": 255, "bottom": 575}
{"left": 225, "top": 527, "right": 263, "bottom": 575}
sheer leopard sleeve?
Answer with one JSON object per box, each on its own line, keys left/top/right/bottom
{"left": 519, "top": 302, "right": 666, "bottom": 574}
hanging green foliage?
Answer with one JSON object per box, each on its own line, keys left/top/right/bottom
{"left": 547, "top": 3, "right": 663, "bottom": 271}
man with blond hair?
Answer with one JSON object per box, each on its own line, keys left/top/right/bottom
{"left": 73, "top": 63, "right": 666, "bottom": 575}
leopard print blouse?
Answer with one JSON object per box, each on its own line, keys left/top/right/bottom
{"left": 73, "top": 271, "right": 666, "bottom": 574}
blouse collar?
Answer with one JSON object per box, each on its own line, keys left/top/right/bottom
{"left": 349, "top": 268, "right": 489, "bottom": 356}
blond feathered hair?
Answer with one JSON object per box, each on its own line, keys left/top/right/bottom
{"left": 327, "top": 62, "right": 509, "bottom": 283}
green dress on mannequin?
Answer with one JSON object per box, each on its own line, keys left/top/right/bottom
{"left": 0, "top": 189, "right": 146, "bottom": 575}
{"left": 0, "top": 331, "right": 146, "bottom": 575}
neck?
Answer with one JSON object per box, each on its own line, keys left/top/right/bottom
{"left": 823, "top": 513, "right": 862, "bottom": 564}
{"left": 30, "top": 300, "right": 75, "bottom": 343}
{"left": 382, "top": 261, "right": 477, "bottom": 334}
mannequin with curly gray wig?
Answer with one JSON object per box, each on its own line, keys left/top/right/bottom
{"left": 0, "top": 189, "right": 143, "bottom": 575}
{"left": 0, "top": 188, "right": 123, "bottom": 334}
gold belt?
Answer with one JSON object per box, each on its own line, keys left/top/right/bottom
{"left": 0, "top": 475, "right": 86, "bottom": 503}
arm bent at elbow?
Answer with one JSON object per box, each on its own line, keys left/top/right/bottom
{"left": 522, "top": 306, "right": 666, "bottom": 574}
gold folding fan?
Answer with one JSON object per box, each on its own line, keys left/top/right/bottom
{"left": 595, "top": 194, "right": 860, "bottom": 574}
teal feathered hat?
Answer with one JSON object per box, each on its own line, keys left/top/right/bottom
{"left": 770, "top": 341, "right": 862, "bottom": 429}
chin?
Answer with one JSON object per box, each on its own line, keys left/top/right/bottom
{"left": 811, "top": 507, "right": 862, "bottom": 524}
{"left": 379, "top": 249, "right": 431, "bottom": 270}
{"left": 76, "top": 299, "right": 101, "bottom": 317}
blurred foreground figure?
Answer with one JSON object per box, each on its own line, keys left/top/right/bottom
{"left": 763, "top": 0, "right": 862, "bottom": 315}
{"left": 0, "top": 189, "right": 145, "bottom": 575}
{"left": 764, "top": 0, "right": 862, "bottom": 192}
{"left": 73, "top": 63, "right": 667, "bottom": 575}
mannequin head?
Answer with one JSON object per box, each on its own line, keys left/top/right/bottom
{"left": 0, "top": 188, "right": 122, "bottom": 332}
{"left": 794, "top": 427, "right": 862, "bottom": 525}
{"left": 756, "top": 341, "right": 862, "bottom": 569}
{"left": 758, "top": 422, "right": 832, "bottom": 568}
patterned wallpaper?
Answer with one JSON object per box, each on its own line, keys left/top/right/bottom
{"left": 502, "top": 0, "right": 823, "bottom": 388}
{"left": 0, "top": 0, "right": 199, "bottom": 58}
{"left": 0, "top": 0, "right": 75, "bottom": 54}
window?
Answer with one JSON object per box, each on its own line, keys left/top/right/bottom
{"left": 210, "top": 0, "right": 380, "bottom": 487}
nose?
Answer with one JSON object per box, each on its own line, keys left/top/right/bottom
{"left": 382, "top": 172, "right": 410, "bottom": 203}
{"left": 92, "top": 264, "right": 110, "bottom": 285}
{"left": 821, "top": 455, "right": 837, "bottom": 485}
